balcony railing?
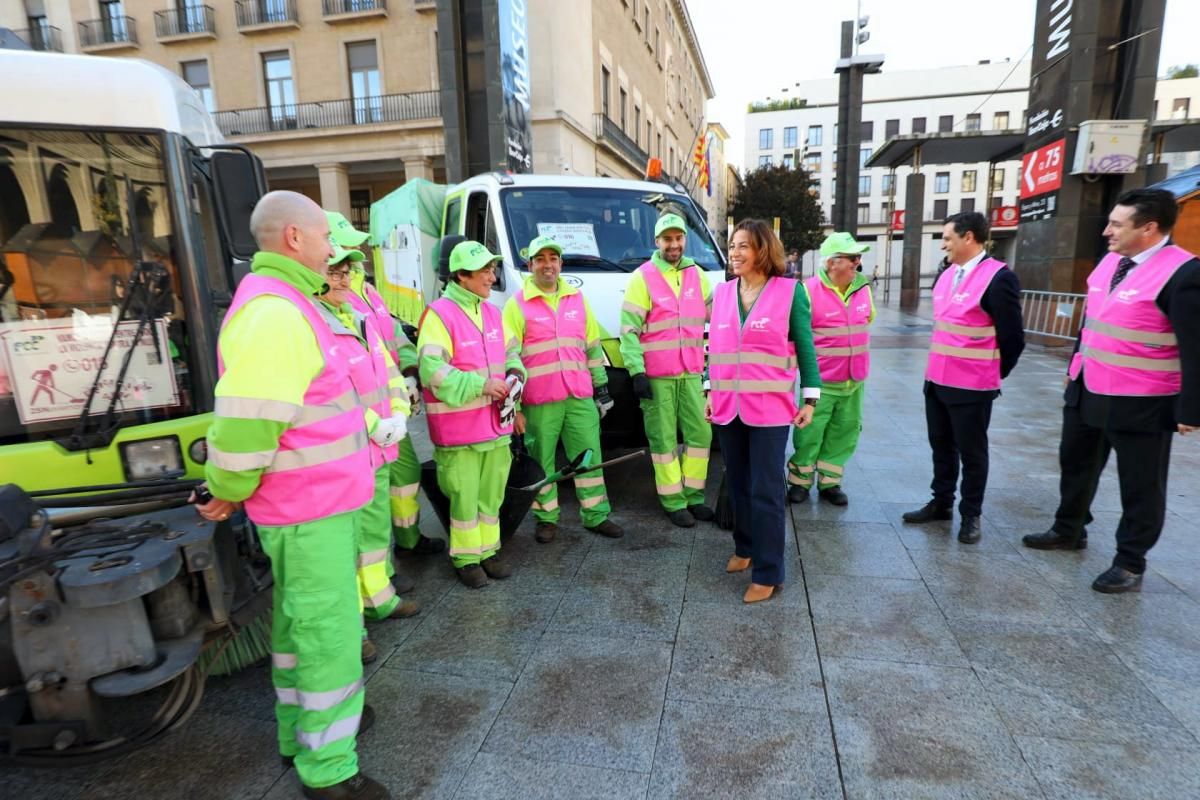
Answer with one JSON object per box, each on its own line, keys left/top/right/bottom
{"left": 323, "top": 0, "right": 387, "bottom": 16}
{"left": 213, "top": 91, "right": 441, "bottom": 136}
{"left": 79, "top": 16, "right": 139, "bottom": 49}
{"left": 155, "top": 6, "right": 216, "bottom": 39}
{"left": 594, "top": 113, "right": 649, "bottom": 171}
{"left": 236, "top": 0, "right": 299, "bottom": 29}
{"left": 14, "top": 26, "right": 63, "bottom": 52}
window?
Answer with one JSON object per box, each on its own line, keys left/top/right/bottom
{"left": 990, "top": 168, "right": 1005, "bottom": 193}
{"left": 100, "top": 0, "right": 129, "bottom": 40}
{"left": 181, "top": 60, "right": 214, "bottom": 113}
{"left": 350, "top": 189, "right": 371, "bottom": 230}
{"left": 933, "top": 199, "right": 949, "bottom": 219}
{"left": 643, "top": 6, "right": 649, "bottom": 36}
{"left": 619, "top": 87, "right": 627, "bottom": 130}
{"left": 881, "top": 174, "right": 895, "bottom": 195}
{"left": 783, "top": 153, "right": 794, "bottom": 169}
{"left": 1173, "top": 98, "right": 1191, "bottom": 118}
{"left": 934, "top": 172, "right": 950, "bottom": 193}
{"left": 965, "top": 113, "right": 981, "bottom": 132}
{"left": 758, "top": 155, "right": 772, "bottom": 167}
{"left": 938, "top": 115, "right": 953, "bottom": 132}
{"left": 804, "top": 153, "right": 821, "bottom": 173}
{"left": 860, "top": 120, "right": 874, "bottom": 141}
{"left": 858, "top": 175, "right": 871, "bottom": 195}
{"left": 990, "top": 196, "right": 1002, "bottom": 211}
{"left": 783, "top": 126, "right": 798, "bottom": 149}
{"left": 961, "top": 170, "right": 976, "bottom": 193}
{"left": 634, "top": 106, "right": 641, "bottom": 145}
{"left": 993, "top": 111, "right": 1010, "bottom": 130}
{"left": 912, "top": 117, "right": 926, "bottom": 134}
{"left": 859, "top": 147, "right": 872, "bottom": 167}
{"left": 601, "top": 67, "right": 611, "bottom": 117}
{"left": 654, "top": 27, "right": 661, "bottom": 63}
{"left": 807, "top": 125, "right": 823, "bottom": 146}
{"left": 858, "top": 203, "right": 870, "bottom": 224}
{"left": 759, "top": 128, "right": 773, "bottom": 150}
{"left": 880, "top": 203, "right": 890, "bottom": 222}
{"left": 647, "top": 121, "right": 652, "bottom": 152}
{"left": 347, "top": 41, "right": 381, "bottom": 123}
{"left": 262, "top": 51, "right": 296, "bottom": 130}
{"left": 960, "top": 198, "right": 976, "bottom": 213}
{"left": 885, "top": 119, "right": 899, "bottom": 139}
{"left": 656, "top": 132, "right": 662, "bottom": 159}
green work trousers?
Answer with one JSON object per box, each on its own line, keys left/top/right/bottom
{"left": 525, "top": 397, "right": 611, "bottom": 527}
{"left": 259, "top": 510, "right": 364, "bottom": 790}
{"left": 357, "top": 465, "right": 400, "bottom": 620}
{"left": 789, "top": 382, "right": 865, "bottom": 490}
{"left": 389, "top": 436, "right": 422, "bottom": 549}
{"left": 435, "top": 444, "right": 511, "bottom": 567}
{"left": 640, "top": 374, "right": 711, "bottom": 511}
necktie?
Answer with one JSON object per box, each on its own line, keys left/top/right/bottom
{"left": 952, "top": 266, "right": 965, "bottom": 290}
{"left": 1110, "top": 257, "right": 1136, "bottom": 292}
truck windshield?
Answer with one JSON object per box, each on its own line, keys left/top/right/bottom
{"left": 0, "top": 127, "right": 197, "bottom": 445}
{"left": 499, "top": 186, "right": 723, "bottom": 272}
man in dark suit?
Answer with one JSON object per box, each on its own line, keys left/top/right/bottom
{"left": 903, "top": 212, "right": 1025, "bottom": 543}
{"left": 1023, "top": 189, "right": 1200, "bottom": 593}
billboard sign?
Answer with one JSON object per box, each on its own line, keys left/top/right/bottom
{"left": 497, "top": 0, "right": 533, "bottom": 172}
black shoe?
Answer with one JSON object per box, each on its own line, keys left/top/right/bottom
{"left": 902, "top": 501, "right": 953, "bottom": 523}
{"left": 480, "top": 554, "right": 512, "bottom": 580}
{"left": 688, "top": 504, "right": 715, "bottom": 522}
{"left": 586, "top": 519, "right": 625, "bottom": 538}
{"left": 302, "top": 772, "right": 390, "bottom": 800}
{"left": 534, "top": 521, "right": 558, "bottom": 543}
{"left": 1022, "top": 528, "right": 1088, "bottom": 551}
{"left": 957, "top": 515, "right": 981, "bottom": 544}
{"left": 1092, "top": 566, "right": 1143, "bottom": 594}
{"left": 819, "top": 487, "right": 848, "bottom": 506}
{"left": 787, "top": 485, "right": 811, "bottom": 504}
{"left": 396, "top": 535, "right": 446, "bottom": 557}
{"left": 392, "top": 573, "right": 415, "bottom": 595}
{"left": 283, "top": 706, "right": 375, "bottom": 768}
{"left": 667, "top": 509, "right": 696, "bottom": 528}
{"left": 456, "top": 564, "right": 488, "bottom": 589}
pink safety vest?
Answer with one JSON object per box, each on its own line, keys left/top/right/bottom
{"left": 1067, "top": 245, "right": 1192, "bottom": 396}
{"left": 926, "top": 257, "right": 1007, "bottom": 390}
{"left": 515, "top": 287, "right": 593, "bottom": 405}
{"left": 219, "top": 274, "right": 373, "bottom": 526}
{"left": 342, "top": 290, "right": 400, "bottom": 464}
{"left": 421, "top": 296, "right": 512, "bottom": 447}
{"left": 354, "top": 279, "right": 400, "bottom": 362}
{"left": 638, "top": 263, "right": 707, "bottom": 378}
{"left": 806, "top": 275, "right": 872, "bottom": 382}
{"left": 708, "top": 277, "right": 799, "bottom": 426}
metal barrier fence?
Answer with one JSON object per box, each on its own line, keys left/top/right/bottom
{"left": 1021, "top": 290, "right": 1086, "bottom": 342}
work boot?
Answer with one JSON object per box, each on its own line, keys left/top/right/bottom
{"left": 361, "top": 639, "right": 377, "bottom": 665}
{"left": 667, "top": 508, "right": 696, "bottom": 528}
{"left": 480, "top": 553, "right": 512, "bottom": 580}
{"left": 902, "top": 501, "right": 953, "bottom": 523}
{"left": 819, "top": 487, "right": 849, "bottom": 506}
{"left": 392, "top": 573, "right": 415, "bottom": 595}
{"left": 1022, "top": 528, "right": 1088, "bottom": 550}
{"left": 535, "top": 521, "right": 558, "bottom": 543}
{"left": 957, "top": 516, "right": 982, "bottom": 544}
{"left": 688, "top": 504, "right": 715, "bottom": 522}
{"left": 387, "top": 600, "right": 421, "bottom": 619}
{"left": 586, "top": 519, "right": 625, "bottom": 538}
{"left": 395, "top": 535, "right": 446, "bottom": 557}
{"left": 787, "top": 485, "right": 811, "bottom": 504}
{"left": 301, "top": 772, "right": 390, "bottom": 800}
{"left": 283, "top": 706, "right": 375, "bottom": 767}
{"left": 456, "top": 564, "right": 488, "bottom": 589}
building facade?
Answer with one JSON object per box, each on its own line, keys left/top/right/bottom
{"left": 8, "top": 0, "right": 712, "bottom": 219}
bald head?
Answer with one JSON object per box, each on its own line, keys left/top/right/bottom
{"left": 250, "top": 190, "right": 333, "bottom": 274}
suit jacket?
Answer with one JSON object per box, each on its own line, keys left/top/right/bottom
{"left": 1066, "top": 256, "right": 1200, "bottom": 432}
{"left": 927, "top": 266, "right": 1026, "bottom": 405}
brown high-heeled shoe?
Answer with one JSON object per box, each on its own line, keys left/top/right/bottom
{"left": 726, "top": 555, "right": 751, "bottom": 573}
{"left": 743, "top": 583, "right": 781, "bottom": 603}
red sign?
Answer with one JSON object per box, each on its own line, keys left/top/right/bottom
{"left": 1020, "top": 138, "right": 1066, "bottom": 199}
{"left": 891, "top": 209, "right": 905, "bottom": 231}
{"left": 990, "top": 205, "right": 1019, "bottom": 228}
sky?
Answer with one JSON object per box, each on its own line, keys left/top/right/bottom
{"left": 687, "top": 0, "right": 1199, "bottom": 170}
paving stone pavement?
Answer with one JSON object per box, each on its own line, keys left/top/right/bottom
{"left": 11, "top": 300, "right": 1200, "bottom": 799}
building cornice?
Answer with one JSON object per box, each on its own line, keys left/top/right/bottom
{"left": 671, "top": 0, "right": 715, "bottom": 99}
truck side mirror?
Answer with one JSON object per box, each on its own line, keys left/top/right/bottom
{"left": 210, "top": 149, "right": 267, "bottom": 261}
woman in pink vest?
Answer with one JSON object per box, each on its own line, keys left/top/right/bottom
{"left": 706, "top": 219, "right": 822, "bottom": 603}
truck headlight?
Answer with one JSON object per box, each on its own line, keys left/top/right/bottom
{"left": 120, "top": 437, "right": 184, "bottom": 481}
{"left": 188, "top": 438, "right": 208, "bottom": 465}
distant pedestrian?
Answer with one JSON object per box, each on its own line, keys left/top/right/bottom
{"left": 784, "top": 249, "right": 802, "bottom": 278}
{"left": 1023, "top": 189, "right": 1200, "bottom": 593}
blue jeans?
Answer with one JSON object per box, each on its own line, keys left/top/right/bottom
{"left": 717, "top": 417, "right": 790, "bottom": 586}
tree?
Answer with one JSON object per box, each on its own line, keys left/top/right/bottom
{"left": 1167, "top": 64, "right": 1199, "bottom": 79}
{"left": 730, "top": 164, "right": 824, "bottom": 254}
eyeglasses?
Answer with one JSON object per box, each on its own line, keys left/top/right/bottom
{"left": 327, "top": 267, "right": 352, "bottom": 278}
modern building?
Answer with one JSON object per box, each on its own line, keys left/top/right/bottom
{"left": 6, "top": 0, "right": 713, "bottom": 220}
{"left": 744, "top": 62, "right": 1200, "bottom": 279}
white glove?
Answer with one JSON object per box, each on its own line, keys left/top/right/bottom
{"left": 499, "top": 375, "right": 524, "bottom": 428}
{"left": 505, "top": 374, "right": 524, "bottom": 405}
{"left": 404, "top": 375, "right": 421, "bottom": 415}
{"left": 370, "top": 414, "right": 407, "bottom": 447}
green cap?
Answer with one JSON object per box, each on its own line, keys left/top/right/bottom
{"left": 328, "top": 243, "right": 366, "bottom": 266}
{"left": 819, "top": 231, "right": 871, "bottom": 258}
{"left": 654, "top": 213, "right": 688, "bottom": 238}
{"left": 325, "top": 210, "right": 369, "bottom": 247}
{"left": 520, "top": 234, "right": 563, "bottom": 260}
{"left": 449, "top": 240, "right": 500, "bottom": 273}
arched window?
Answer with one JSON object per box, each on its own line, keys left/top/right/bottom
{"left": 0, "top": 154, "right": 31, "bottom": 247}
{"left": 46, "top": 164, "right": 81, "bottom": 234}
